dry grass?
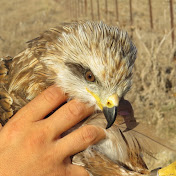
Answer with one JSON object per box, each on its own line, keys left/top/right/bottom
{"left": 0, "top": 0, "right": 176, "bottom": 168}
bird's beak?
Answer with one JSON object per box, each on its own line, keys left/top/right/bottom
{"left": 86, "top": 88, "right": 119, "bottom": 129}
{"left": 103, "top": 94, "right": 118, "bottom": 129}
{"left": 103, "top": 106, "right": 118, "bottom": 129}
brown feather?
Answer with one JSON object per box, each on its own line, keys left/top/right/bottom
{"left": 0, "top": 21, "right": 173, "bottom": 176}
{"left": 73, "top": 113, "right": 175, "bottom": 176}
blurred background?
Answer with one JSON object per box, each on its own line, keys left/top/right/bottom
{"left": 0, "top": 0, "right": 176, "bottom": 168}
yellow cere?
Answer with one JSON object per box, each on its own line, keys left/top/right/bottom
{"left": 106, "top": 94, "right": 118, "bottom": 108}
{"left": 86, "top": 88, "right": 119, "bottom": 109}
{"left": 86, "top": 88, "right": 103, "bottom": 110}
{"left": 158, "top": 161, "right": 176, "bottom": 176}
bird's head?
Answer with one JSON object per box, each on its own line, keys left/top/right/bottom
{"left": 51, "top": 21, "right": 137, "bottom": 128}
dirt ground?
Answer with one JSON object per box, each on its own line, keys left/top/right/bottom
{"left": 0, "top": 0, "right": 176, "bottom": 169}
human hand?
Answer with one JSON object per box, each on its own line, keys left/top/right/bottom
{"left": 0, "top": 85, "right": 105, "bottom": 176}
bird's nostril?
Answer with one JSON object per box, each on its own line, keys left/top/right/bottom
{"left": 107, "top": 101, "right": 112, "bottom": 106}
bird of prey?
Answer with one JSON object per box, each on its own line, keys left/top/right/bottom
{"left": 0, "top": 21, "right": 172, "bottom": 175}
{"left": 0, "top": 21, "right": 137, "bottom": 127}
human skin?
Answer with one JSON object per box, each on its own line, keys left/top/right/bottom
{"left": 0, "top": 85, "right": 105, "bottom": 176}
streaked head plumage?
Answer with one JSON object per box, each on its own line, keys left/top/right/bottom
{"left": 38, "top": 21, "right": 137, "bottom": 128}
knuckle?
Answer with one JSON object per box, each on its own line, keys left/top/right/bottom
{"left": 42, "top": 88, "right": 57, "bottom": 104}
{"left": 27, "top": 129, "right": 47, "bottom": 147}
{"left": 9, "top": 120, "right": 20, "bottom": 131}
{"left": 7, "top": 118, "right": 23, "bottom": 134}
{"left": 67, "top": 101, "right": 84, "bottom": 118}
{"left": 5, "top": 120, "right": 20, "bottom": 140}
{"left": 81, "top": 125, "right": 98, "bottom": 144}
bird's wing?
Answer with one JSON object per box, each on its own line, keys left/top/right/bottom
{"left": 0, "top": 27, "right": 66, "bottom": 125}
{"left": 0, "top": 88, "right": 13, "bottom": 126}
{"left": 8, "top": 26, "right": 68, "bottom": 99}
{"left": 0, "top": 56, "right": 14, "bottom": 125}
{"left": 73, "top": 149, "right": 149, "bottom": 176}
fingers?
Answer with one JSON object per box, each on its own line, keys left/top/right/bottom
{"left": 16, "top": 85, "right": 67, "bottom": 122}
{"left": 56, "top": 125, "right": 105, "bottom": 158}
{"left": 45, "top": 100, "right": 94, "bottom": 139}
{"left": 66, "top": 165, "right": 89, "bottom": 176}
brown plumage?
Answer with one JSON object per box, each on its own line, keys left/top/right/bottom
{"left": 72, "top": 113, "right": 150, "bottom": 176}
{"left": 72, "top": 106, "right": 170, "bottom": 176}
{"left": 0, "top": 21, "right": 170, "bottom": 175}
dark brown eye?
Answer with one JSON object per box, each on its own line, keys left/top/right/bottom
{"left": 85, "top": 70, "right": 95, "bottom": 82}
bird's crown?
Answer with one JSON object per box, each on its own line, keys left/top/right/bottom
{"left": 58, "top": 21, "right": 137, "bottom": 92}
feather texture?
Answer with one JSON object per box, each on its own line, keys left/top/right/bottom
{"left": 0, "top": 21, "right": 173, "bottom": 176}
{"left": 73, "top": 113, "right": 175, "bottom": 176}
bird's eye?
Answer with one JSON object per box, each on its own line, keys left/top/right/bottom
{"left": 85, "top": 70, "right": 95, "bottom": 82}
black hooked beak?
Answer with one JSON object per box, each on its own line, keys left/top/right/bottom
{"left": 103, "top": 106, "right": 118, "bottom": 129}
